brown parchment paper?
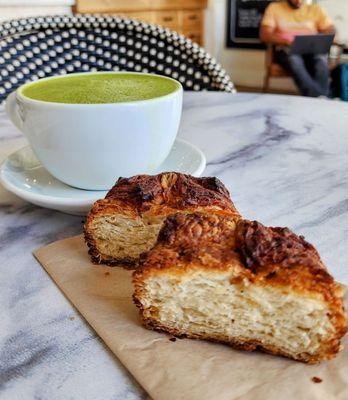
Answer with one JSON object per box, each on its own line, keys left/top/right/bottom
{"left": 34, "top": 235, "right": 348, "bottom": 400}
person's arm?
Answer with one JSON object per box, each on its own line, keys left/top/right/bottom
{"left": 259, "top": 4, "right": 292, "bottom": 46}
{"left": 260, "top": 25, "right": 293, "bottom": 46}
{"left": 319, "top": 25, "right": 335, "bottom": 34}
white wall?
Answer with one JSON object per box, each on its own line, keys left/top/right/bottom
{"left": 0, "top": 0, "right": 74, "bottom": 21}
{"left": 204, "top": 0, "right": 348, "bottom": 90}
{"left": 318, "top": 0, "right": 348, "bottom": 42}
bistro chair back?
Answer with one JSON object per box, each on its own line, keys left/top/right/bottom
{"left": 0, "top": 14, "right": 235, "bottom": 102}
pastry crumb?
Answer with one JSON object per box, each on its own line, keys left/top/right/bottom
{"left": 169, "top": 337, "right": 176, "bottom": 342}
{"left": 69, "top": 316, "right": 75, "bottom": 321}
{"left": 311, "top": 376, "right": 322, "bottom": 383}
{"left": 105, "top": 271, "right": 110, "bottom": 276}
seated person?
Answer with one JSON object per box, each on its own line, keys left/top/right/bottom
{"left": 260, "top": 0, "right": 335, "bottom": 97}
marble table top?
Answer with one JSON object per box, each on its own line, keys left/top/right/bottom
{"left": 1, "top": 92, "right": 348, "bottom": 400}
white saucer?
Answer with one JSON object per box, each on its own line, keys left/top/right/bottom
{"left": 0, "top": 138, "right": 206, "bottom": 215}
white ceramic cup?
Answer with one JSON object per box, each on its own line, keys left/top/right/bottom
{"left": 6, "top": 72, "right": 183, "bottom": 190}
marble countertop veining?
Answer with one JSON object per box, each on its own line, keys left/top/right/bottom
{"left": 1, "top": 92, "right": 348, "bottom": 399}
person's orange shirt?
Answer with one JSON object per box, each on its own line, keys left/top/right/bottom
{"left": 261, "top": 2, "right": 333, "bottom": 42}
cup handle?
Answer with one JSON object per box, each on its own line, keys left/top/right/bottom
{"left": 5, "top": 91, "right": 23, "bottom": 131}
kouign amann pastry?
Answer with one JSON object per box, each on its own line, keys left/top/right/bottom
{"left": 84, "top": 173, "right": 240, "bottom": 266}
{"left": 133, "top": 213, "right": 347, "bottom": 363}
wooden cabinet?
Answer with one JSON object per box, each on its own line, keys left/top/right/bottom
{"left": 75, "top": 0, "right": 148, "bottom": 13}
{"left": 125, "top": 11, "right": 154, "bottom": 24}
{"left": 75, "top": 0, "right": 207, "bottom": 46}
{"left": 182, "top": 10, "right": 202, "bottom": 31}
{"left": 183, "top": 31, "right": 202, "bottom": 45}
{"left": 153, "top": 10, "right": 180, "bottom": 30}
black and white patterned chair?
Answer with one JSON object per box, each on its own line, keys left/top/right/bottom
{"left": 0, "top": 14, "right": 235, "bottom": 103}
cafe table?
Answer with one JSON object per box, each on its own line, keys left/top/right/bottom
{"left": 1, "top": 91, "right": 348, "bottom": 399}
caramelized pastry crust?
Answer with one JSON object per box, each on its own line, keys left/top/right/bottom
{"left": 234, "top": 220, "right": 341, "bottom": 301}
{"left": 236, "top": 220, "right": 322, "bottom": 272}
{"left": 84, "top": 173, "right": 240, "bottom": 265}
{"left": 134, "top": 213, "right": 347, "bottom": 363}
{"left": 104, "top": 173, "right": 235, "bottom": 213}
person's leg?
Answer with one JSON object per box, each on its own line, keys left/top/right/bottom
{"left": 305, "top": 54, "right": 330, "bottom": 97}
{"left": 275, "top": 50, "right": 321, "bottom": 96}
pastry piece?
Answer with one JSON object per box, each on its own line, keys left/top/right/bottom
{"left": 133, "top": 213, "right": 347, "bottom": 363}
{"left": 84, "top": 172, "right": 240, "bottom": 266}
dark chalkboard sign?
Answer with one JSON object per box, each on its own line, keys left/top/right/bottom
{"left": 226, "top": 0, "right": 276, "bottom": 49}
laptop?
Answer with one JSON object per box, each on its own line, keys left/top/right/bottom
{"left": 290, "top": 33, "right": 334, "bottom": 55}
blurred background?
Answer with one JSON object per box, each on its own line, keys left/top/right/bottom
{"left": 0, "top": 0, "right": 347, "bottom": 94}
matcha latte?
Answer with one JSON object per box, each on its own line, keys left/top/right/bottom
{"left": 21, "top": 73, "right": 180, "bottom": 104}
{"left": 9, "top": 72, "right": 183, "bottom": 189}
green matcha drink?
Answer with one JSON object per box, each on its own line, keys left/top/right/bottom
{"left": 21, "top": 73, "right": 180, "bottom": 104}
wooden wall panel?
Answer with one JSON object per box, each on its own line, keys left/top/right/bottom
{"left": 76, "top": 0, "right": 207, "bottom": 13}
{"left": 76, "top": 0, "right": 149, "bottom": 13}
{"left": 75, "top": 0, "right": 207, "bottom": 45}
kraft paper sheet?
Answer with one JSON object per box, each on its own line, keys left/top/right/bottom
{"left": 34, "top": 235, "right": 348, "bottom": 400}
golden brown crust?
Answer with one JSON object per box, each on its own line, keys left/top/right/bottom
{"left": 136, "top": 216, "right": 344, "bottom": 300}
{"left": 156, "top": 212, "right": 238, "bottom": 251}
{"left": 105, "top": 173, "right": 235, "bottom": 212}
{"left": 133, "top": 213, "right": 347, "bottom": 363}
{"left": 234, "top": 220, "right": 342, "bottom": 299}
{"left": 236, "top": 220, "right": 323, "bottom": 272}
{"left": 136, "top": 213, "right": 241, "bottom": 275}
{"left": 84, "top": 173, "right": 241, "bottom": 265}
